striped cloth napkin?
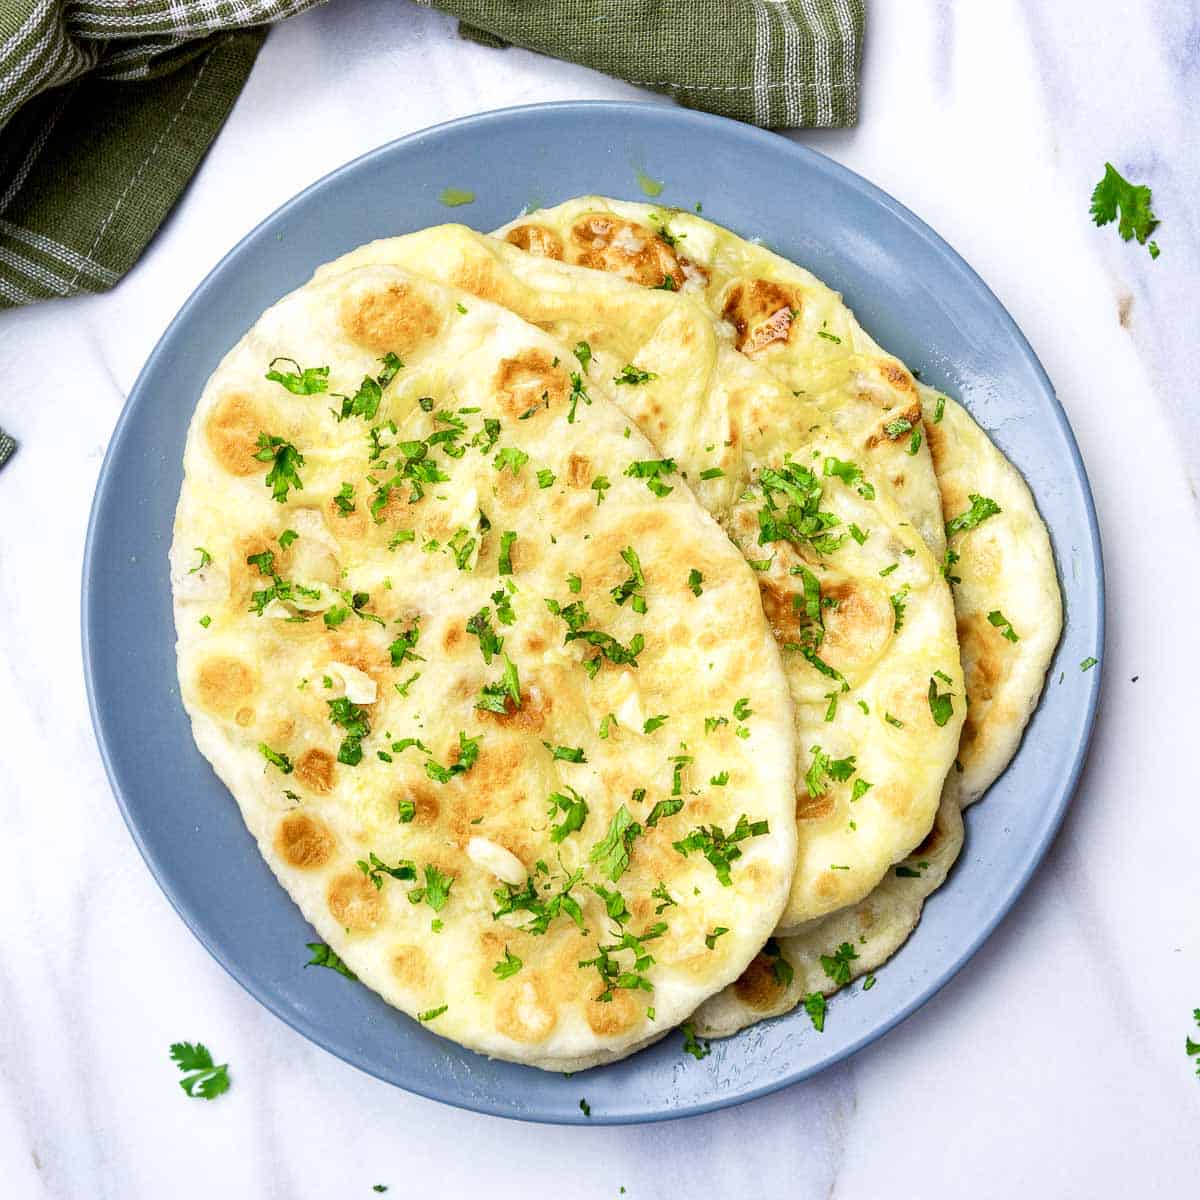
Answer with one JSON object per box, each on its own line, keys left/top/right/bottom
{"left": 0, "top": 0, "right": 864, "bottom": 464}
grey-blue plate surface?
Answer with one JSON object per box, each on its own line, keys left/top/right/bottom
{"left": 82, "top": 101, "right": 1103, "bottom": 1125}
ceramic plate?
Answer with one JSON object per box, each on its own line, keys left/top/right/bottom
{"left": 82, "top": 101, "right": 1103, "bottom": 1124}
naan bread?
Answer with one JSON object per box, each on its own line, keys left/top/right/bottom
{"left": 500, "top": 198, "right": 1061, "bottom": 1036}
{"left": 692, "top": 786, "right": 964, "bottom": 1037}
{"left": 315, "top": 231, "right": 964, "bottom": 933}
{"left": 497, "top": 196, "right": 947, "bottom": 559}
{"left": 171, "top": 265, "right": 800, "bottom": 1070}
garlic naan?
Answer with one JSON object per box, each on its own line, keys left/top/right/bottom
{"left": 171, "top": 265, "right": 799, "bottom": 1070}
{"left": 500, "top": 198, "right": 1059, "bottom": 1036}
{"left": 316, "top": 230, "right": 964, "bottom": 933}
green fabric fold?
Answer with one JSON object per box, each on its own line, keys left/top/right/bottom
{"left": 0, "top": 0, "right": 863, "bottom": 312}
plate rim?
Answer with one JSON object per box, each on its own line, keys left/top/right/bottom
{"left": 81, "top": 98, "right": 1105, "bottom": 1125}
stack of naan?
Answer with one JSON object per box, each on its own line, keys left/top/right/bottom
{"left": 170, "top": 195, "right": 1060, "bottom": 1069}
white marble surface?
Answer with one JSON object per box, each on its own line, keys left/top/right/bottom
{"left": 2, "top": 0, "right": 1198, "bottom": 1194}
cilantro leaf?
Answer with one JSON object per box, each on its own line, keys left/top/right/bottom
{"left": 169, "top": 1042, "right": 231, "bottom": 1100}
{"left": 408, "top": 863, "right": 454, "bottom": 912}
{"left": 803, "top": 992, "right": 827, "bottom": 1032}
{"left": 305, "top": 942, "right": 357, "bottom": 980}
{"left": 928, "top": 675, "right": 954, "bottom": 727}
{"left": 589, "top": 805, "right": 642, "bottom": 881}
{"left": 987, "top": 609, "right": 1020, "bottom": 643}
{"left": 613, "top": 364, "right": 657, "bottom": 386}
{"left": 625, "top": 458, "right": 676, "bottom": 498}
{"left": 254, "top": 433, "right": 305, "bottom": 503}
{"left": 258, "top": 743, "right": 293, "bottom": 774}
{"left": 681, "top": 1022, "right": 710, "bottom": 1060}
{"left": 547, "top": 786, "right": 589, "bottom": 843}
{"left": 493, "top": 947, "right": 523, "bottom": 979}
{"left": 1090, "top": 163, "right": 1160, "bottom": 255}
{"left": 265, "top": 357, "right": 328, "bottom": 394}
{"left": 945, "top": 493, "right": 1001, "bottom": 539}
{"left": 673, "top": 814, "right": 769, "bottom": 886}
{"left": 819, "top": 941, "right": 859, "bottom": 986}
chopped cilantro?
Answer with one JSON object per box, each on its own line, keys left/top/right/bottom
{"left": 1080, "top": 656, "right": 1099, "bottom": 672}
{"left": 492, "top": 947, "right": 523, "bottom": 979}
{"left": 803, "top": 992, "right": 827, "bottom": 1032}
{"left": 498, "top": 530, "right": 517, "bottom": 575}
{"left": 333, "top": 482, "right": 356, "bottom": 515}
{"left": 168, "top": 1042, "right": 231, "bottom": 1100}
{"left": 705, "top": 926, "right": 730, "bottom": 950}
{"left": 819, "top": 941, "right": 859, "bottom": 986}
{"left": 651, "top": 881, "right": 677, "bottom": 914}
{"left": 928, "top": 676, "right": 954, "bottom": 727}
{"left": 258, "top": 743, "right": 293, "bottom": 774}
{"left": 591, "top": 475, "right": 611, "bottom": 505}
{"left": 537, "top": 467, "right": 556, "bottom": 488}
{"left": 945, "top": 493, "right": 1001, "bottom": 539}
{"left": 476, "top": 654, "right": 521, "bottom": 714}
{"left": 1090, "top": 163, "right": 1160, "bottom": 256}
{"left": 254, "top": 433, "right": 305, "bottom": 503}
{"left": 681, "top": 1022, "right": 710, "bottom": 1060}
{"left": 357, "top": 851, "right": 416, "bottom": 890}
{"left": 625, "top": 458, "right": 676, "bottom": 498}
{"left": 610, "top": 545, "right": 648, "bottom": 613}
{"left": 188, "top": 547, "right": 212, "bottom": 574}
{"left": 589, "top": 805, "right": 642, "bottom": 881}
{"left": 424, "top": 731, "right": 480, "bottom": 783}
{"left": 613, "top": 364, "right": 658, "bottom": 386}
{"left": 408, "top": 864, "right": 454, "bottom": 912}
{"left": 547, "top": 786, "right": 589, "bottom": 843}
{"left": 673, "top": 815, "right": 769, "bottom": 886}
{"left": 574, "top": 341, "right": 592, "bottom": 372}
{"left": 987, "top": 609, "right": 1020, "bottom": 642}
{"left": 265, "top": 357, "right": 328, "bottom": 394}
{"left": 494, "top": 446, "right": 529, "bottom": 475}
{"left": 417, "top": 1005, "right": 447, "bottom": 1022}
{"left": 305, "top": 942, "right": 357, "bottom": 980}
{"left": 823, "top": 456, "right": 875, "bottom": 500}
{"left": 643, "top": 715, "right": 669, "bottom": 734}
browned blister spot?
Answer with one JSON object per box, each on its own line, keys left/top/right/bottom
{"left": 195, "top": 655, "right": 258, "bottom": 715}
{"left": 820, "top": 581, "right": 894, "bottom": 673}
{"left": 722, "top": 280, "right": 799, "bottom": 355}
{"left": 327, "top": 870, "right": 384, "bottom": 931}
{"left": 796, "top": 790, "right": 836, "bottom": 821}
{"left": 477, "top": 688, "right": 552, "bottom": 734}
{"left": 494, "top": 974, "right": 557, "bottom": 1043}
{"left": 733, "top": 953, "right": 787, "bottom": 1011}
{"left": 505, "top": 224, "right": 564, "bottom": 260}
{"left": 390, "top": 944, "right": 432, "bottom": 994}
{"left": 569, "top": 214, "right": 684, "bottom": 288}
{"left": 296, "top": 747, "right": 336, "bottom": 794}
{"left": 205, "top": 391, "right": 268, "bottom": 476}
{"left": 274, "top": 812, "right": 335, "bottom": 869}
{"left": 339, "top": 281, "right": 442, "bottom": 355}
{"left": 565, "top": 452, "right": 592, "bottom": 488}
{"left": 494, "top": 348, "right": 569, "bottom": 422}
{"left": 866, "top": 401, "right": 923, "bottom": 449}
{"left": 878, "top": 360, "right": 917, "bottom": 397}
{"left": 958, "top": 612, "right": 1004, "bottom": 702}
{"left": 584, "top": 989, "right": 640, "bottom": 1036}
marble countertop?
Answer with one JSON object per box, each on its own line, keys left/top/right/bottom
{"left": 2, "top": 0, "right": 1198, "bottom": 1194}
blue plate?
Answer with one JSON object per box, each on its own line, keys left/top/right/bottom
{"left": 82, "top": 101, "right": 1103, "bottom": 1124}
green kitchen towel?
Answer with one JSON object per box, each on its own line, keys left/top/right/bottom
{"left": 0, "top": 0, "right": 863, "bottom": 312}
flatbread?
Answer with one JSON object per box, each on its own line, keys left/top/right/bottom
{"left": 499, "top": 198, "right": 1061, "bottom": 1035}
{"left": 497, "top": 196, "right": 947, "bottom": 560}
{"left": 315, "top": 230, "right": 964, "bottom": 934}
{"left": 171, "top": 264, "right": 800, "bottom": 1070}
